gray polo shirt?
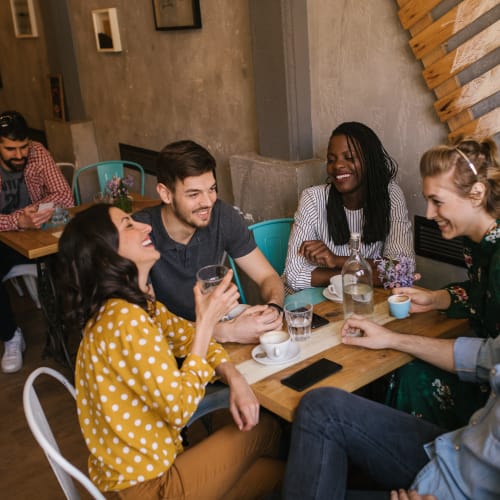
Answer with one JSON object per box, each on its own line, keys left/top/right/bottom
{"left": 133, "top": 199, "right": 256, "bottom": 321}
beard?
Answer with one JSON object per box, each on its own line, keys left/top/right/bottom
{"left": 170, "top": 198, "right": 212, "bottom": 229}
{"left": 1, "top": 156, "right": 28, "bottom": 172}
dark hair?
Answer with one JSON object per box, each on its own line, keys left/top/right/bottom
{"left": 420, "top": 137, "right": 500, "bottom": 218}
{"left": 57, "top": 204, "right": 149, "bottom": 336}
{"left": 0, "top": 110, "right": 29, "bottom": 141}
{"left": 326, "top": 122, "right": 398, "bottom": 244}
{"left": 156, "top": 140, "right": 216, "bottom": 189}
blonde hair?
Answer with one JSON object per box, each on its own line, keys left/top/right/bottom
{"left": 420, "top": 137, "right": 500, "bottom": 218}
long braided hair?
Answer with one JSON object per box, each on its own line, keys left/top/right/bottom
{"left": 326, "top": 122, "right": 398, "bottom": 244}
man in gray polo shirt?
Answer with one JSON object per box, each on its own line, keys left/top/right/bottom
{"left": 134, "top": 140, "right": 284, "bottom": 343}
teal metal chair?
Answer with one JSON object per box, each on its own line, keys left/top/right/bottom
{"left": 73, "top": 160, "right": 145, "bottom": 205}
{"left": 229, "top": 218, "right": 294, "bottom": 304}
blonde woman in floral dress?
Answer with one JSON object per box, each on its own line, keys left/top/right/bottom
{"left": 390, "top": 138, "right": 500, "bottom": 430}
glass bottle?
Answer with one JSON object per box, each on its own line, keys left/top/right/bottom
{"left": 342, "top": 233, "right": 374, "bottom": 330}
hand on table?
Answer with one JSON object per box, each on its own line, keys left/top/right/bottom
{"left": 341, "top": 314, "right": 395, "bottom": 350}
{"left": 299, "top": 240, "right": 338, "bottom": 268}
{"left": 18, "top": 206, "right": 54, "bottom": 229}
{"left": 390, "top": 489, "right": 436, "bottom": 500}
{"left": 215, "top": 304, "right": 283, "bottom": 344}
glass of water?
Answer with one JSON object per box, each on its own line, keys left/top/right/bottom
{"left": 284, "top": 301, "right": 313, "bottom": 341}
{"left": 196, "top": 264, "right": 228, "bottom": 295}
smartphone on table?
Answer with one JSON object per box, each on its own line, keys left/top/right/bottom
{"left": 281, "top": 358, "right": 343, "bottom": 392}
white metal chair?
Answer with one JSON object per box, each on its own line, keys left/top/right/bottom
{"left": 23, "top": 367, "right": 105, "bottom": 500}
{"left": 2, "top": 264, "right": 40, "bottom": 309}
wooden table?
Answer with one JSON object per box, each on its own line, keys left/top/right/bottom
{"left": 0, "top": 195, "right": 160, "bottom": 367}
{"left": 0, "top": 195, "right": 160, "bottom": 259}
{"left": 226, "top": 288, "right": 470, "bottom": 422}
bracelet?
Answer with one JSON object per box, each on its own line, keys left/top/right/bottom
{"left": 267, "top": 302, "right": 284, "bottom": 314}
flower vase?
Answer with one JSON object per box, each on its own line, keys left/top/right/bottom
{"left": 113, "top": 195, "right": 132, "bottom": 213}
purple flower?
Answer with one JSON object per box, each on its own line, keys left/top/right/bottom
{"left": 105, "top": 175, "right": 134, "bottom": 198}
{"left": 375, "top": 255, "right": 415, "bottom": 289}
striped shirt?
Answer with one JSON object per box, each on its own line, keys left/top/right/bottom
{"left": 284, "top": 181, "right": 414, "bottom": 291}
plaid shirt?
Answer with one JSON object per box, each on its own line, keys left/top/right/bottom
{"left": 0, "top": 141, "right": 74, "bottom": 231}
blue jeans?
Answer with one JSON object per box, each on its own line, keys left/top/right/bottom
{"left": 282, "top": 387, "right": 444, "bottom": 500}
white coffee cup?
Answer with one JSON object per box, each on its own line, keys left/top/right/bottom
{"left": 259, "top": 330, "right": 291, "bottom": 361}
{"left": 327, "top": 275, "right": 343, "bottom": 298}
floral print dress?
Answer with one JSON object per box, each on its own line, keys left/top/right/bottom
{"left": 391, "top": 220, "right": 500, "bottom": 430}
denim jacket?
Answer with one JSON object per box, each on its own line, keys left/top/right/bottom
{"left": 411, "top": 336, "right": 500, "bottom": 499}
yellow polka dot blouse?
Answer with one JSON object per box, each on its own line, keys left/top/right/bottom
{"left": 75, "top": 298, "right": 229, "bottom": 492}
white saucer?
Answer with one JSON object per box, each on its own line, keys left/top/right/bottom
{"left": 252, "top": 342, "right": 301, "bottom": 366}
{"left": 322, "top": 288, "right": 343, "bottom": 303}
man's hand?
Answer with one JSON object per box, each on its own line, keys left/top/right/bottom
{"left": 217, "top": 363, "right": 260, "bottom": 431}
{"left": 391, "top": 489, "right": 436, "bottom": 500}
{"left": 299, "top": 240, "right": 338, "bottom": 268}
{"left": 214, "top": 304, "right": 283, "bottom": 344}
{"left": 341, "top": 315, "right": 395, "bottom": 350}
{"left": 18, "top": 206, "right": 54, "bottom": 229}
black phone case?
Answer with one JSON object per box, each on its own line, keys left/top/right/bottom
{"left": 281, "top": 358, "right": 343, "bottom": 392}
{"left": 311, "top": 312, "right": 329, "bottom": 329}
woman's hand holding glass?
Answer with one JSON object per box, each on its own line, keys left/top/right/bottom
{"left": 194, "top": 269, "right": 239, "bottom": 329}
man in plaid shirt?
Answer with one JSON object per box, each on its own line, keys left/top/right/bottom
{"left": 0, "top": 110, "right": 73, "bottom": 373}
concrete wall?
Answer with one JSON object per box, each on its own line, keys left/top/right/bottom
{"left": 0, "top": 0, "right": 258, "bottom": 202}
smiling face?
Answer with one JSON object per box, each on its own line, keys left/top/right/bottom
{"left": 158, "top": 171, "right": 217, "bottom": 231}
{"left": 0, "top": 137, "right": 30, "bottom": 172}
{"left": 109, "top": 207, "right": 160, "bottom": 271}
{"left": 423, "top": 171, "right": 486, "bottom": 241}
{"left": 326, "top": 134, "right": 365, "bottom": 205}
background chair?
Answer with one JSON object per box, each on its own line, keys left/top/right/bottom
{"left": 2, "top": 264, "right": 40, "bottom": 309}
{"left": 73, "top": 160, "right": 145, "bottom": 205}
{"left": 56, "top": 162, "right": 76, "bottom": 191}
{"left": 23, "top": 367, "right": 106, "bottom": 500}
{"left": 229, "top": 217, "right": 294, "bottom": 304}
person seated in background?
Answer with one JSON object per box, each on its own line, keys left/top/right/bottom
{"left": 57, "top": 204, "right": 284, "bottom": 498}
{"left": 284, "top": 121, "right": 414, "bottom": 292}
{"left": 282, "top": 316, "right": 500, "bottom": 500}
{"left": 388, "top": 137, "right": 500, "bottom": 430}
{"left": 0, "top": 110, "right": 73, "bottom": 373}
{"left": 133, "top": 140, "right": 284, "bottom": 344}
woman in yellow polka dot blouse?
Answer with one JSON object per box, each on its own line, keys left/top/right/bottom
{"left": 58, "top": 204, "right": 284, "bottom": 498}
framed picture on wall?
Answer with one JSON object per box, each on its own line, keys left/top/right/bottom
{"left": 10, "top": 0, "right": 38, "bottom": 38}
{"left": 49, "top": 74, "right": 66, "bottom": 121}
{"left": 92, "top": 8, "right": 122, "bottom": 52}
{"left": 152, "top": 0, "right": 202, "bottom": 31}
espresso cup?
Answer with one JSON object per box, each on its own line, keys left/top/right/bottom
{"left": 327, "top": 275, "right": 343, "bottom": 298}
{"left": 388, "top": 294, "right": 411, "bottom": 319}
{"left": 259, "top": 330, "right": 291, "bottom": 361}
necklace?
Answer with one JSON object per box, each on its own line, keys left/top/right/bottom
{"left": 145, "top": 283, "right": 156, "bottom": 318}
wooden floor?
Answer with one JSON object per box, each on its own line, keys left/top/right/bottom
{"left": 0, "top": 283, "right": 91, "bottom": 499}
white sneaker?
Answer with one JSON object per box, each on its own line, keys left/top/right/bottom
{"left": 1, "top": 328, "right": 26, "bottom": 373}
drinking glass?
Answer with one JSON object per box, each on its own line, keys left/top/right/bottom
{"left": 196, "top": 265, "right": 228, "bottom": 294}
{"left": 284, "top": 301, "right": 313, "bottom": 341}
